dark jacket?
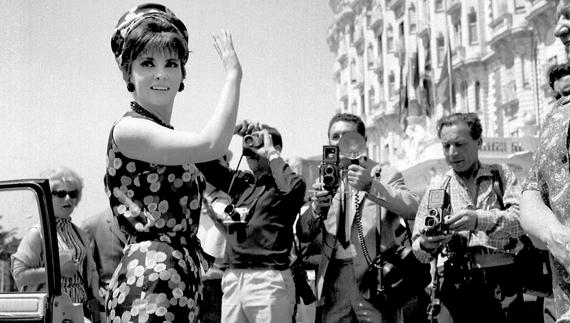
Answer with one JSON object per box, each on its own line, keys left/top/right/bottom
{"left": 197, "top": 157, "right": 306, "bottom": 270}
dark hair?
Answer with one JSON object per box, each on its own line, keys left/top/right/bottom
{"left": 262, "top": 126, "right": 283, "bottom": 150}
{"left": 547, "top": 63, "right": 570, "bottom": 91}
{"left": 120, "top": 17, "right": 188, "bottom": 79}
{"left": 436, "top": 112, "right": 482, "bottom": 140}
{"left": 327, "top": 113, "right": 366, "bottom": 138}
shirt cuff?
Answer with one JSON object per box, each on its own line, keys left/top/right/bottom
{"left": 268, "top": 150, "right": 281, "bottom": 162}
{"left": 475, "top": 209, "right": 495, "bottom": 232}
{"left": 366, "top": 181, "right": 387, "bottom": 205}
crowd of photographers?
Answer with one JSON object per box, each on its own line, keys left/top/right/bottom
{"left": 80, "top": 109, "right": 556, "bottom": 323}
{"left": 25, "top": 1, "right": 570, "bottom": 322}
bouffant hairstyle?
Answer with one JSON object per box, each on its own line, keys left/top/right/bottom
{"left": 120, "top": 17, "right": 189, "bottom": 80}
{"left": 40, "top": 166, "right": 84, "bottom": 202}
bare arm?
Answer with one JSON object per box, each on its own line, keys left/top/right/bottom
{"left": 520, "top": 189, "right": 569, "bottom": 253}
{"left": 114, "top": 30, "right": 242, "bottom": 165}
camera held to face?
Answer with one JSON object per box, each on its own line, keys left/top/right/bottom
{"left": 424, "top": 188, "right": 451, "bottom": 236}
{"left": 320, "top": 145, "right": 340, "bottom": 194}
{"left": 243, "top": 132, "right": 263, "bottom": 149}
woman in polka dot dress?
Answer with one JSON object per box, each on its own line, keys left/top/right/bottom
{"left": 104, "top": 3, "right": 242, "bottom": 322}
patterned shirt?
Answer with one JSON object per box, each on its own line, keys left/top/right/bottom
{"left": 413, "top": 163, "right": 524, "bottom": 262}
{"left": 522, "top": 96, "right": 570, "bottom": 318}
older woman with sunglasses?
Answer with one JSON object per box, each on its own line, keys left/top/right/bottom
{"left": 11, "top": 166, "right": 102, "bottom": 320}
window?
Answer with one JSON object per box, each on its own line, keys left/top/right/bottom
{"left": 521, "top": 55, "right": 529, "bottom": 88}
{"left": 367, "top": 44, "right": 374, "bottom": 67}
{"left": 368, "top": 87, "right": 376, "bottom": 108}
{"left": 377, "top": 34, "right": 383, "bottom": 56}
{"left": 435, "top": 0, "right": 443, "bottom": 12}
{"left": 461, "top": 81, "right": 468, "bottom": 111}
{"left": 495, "top": 1, "right": 508, "bottom": 19}
{"left": 468, "top": 9, "right": 478, "bottom": 44}
{"left": 388, "top": 72, "right": 396, "bottom": 98}
{"left": 409, "top": 4, "right": 417, "bottom": 34}
{"left": 387, "top": 25, "right": 394, "bottom": 52}
{"left": 437, "top": 35, "right": 445, "bottom": 66}
{"left": 453, "top": 21, "right": 462, "bottom": 48}
{"left": 515, "top": 0, "right": 526, "bottom": 13}
{"left": 422, "top": 0, "right": 430, "bottom": 22}
{"left": 378, "top": 75, "right": 385, "bottom": 101}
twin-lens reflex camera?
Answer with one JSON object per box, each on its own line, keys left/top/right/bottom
{"left": 424, "top": 188, "right": 451, "bottom": 236}
{"left": 320, "top": 145, "right": 341, "bottom": 194}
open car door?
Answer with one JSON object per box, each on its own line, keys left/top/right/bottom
{"left": 0, "top": 179, "right": 83, "bottom": 323}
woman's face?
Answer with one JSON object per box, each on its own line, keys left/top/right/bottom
{"left": 130, "top": 48, "right": 183, "bottom": 109}
{"left": 51, "top": 180, "right": 79, "bottom": 219}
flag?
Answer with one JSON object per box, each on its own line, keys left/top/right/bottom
{"left": 411, "top": 50, "right": 420, "bottom": 89}
{"left": 436, "top": 44, "right": 455, "bottom": 111}
{"left": 399, "top": 56, "right": 409, "bottom": 132}
{"left": 397, "top": 34, "right": 409, "bottom": 132}
{"left": 420, "top": 79, "right": 432, "bottom": 117}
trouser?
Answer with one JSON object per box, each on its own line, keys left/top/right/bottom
{"left": 201, "top": 279, "right": 222, "bottom": 323}
{"left": 317, "top": 258, "right": 394, "bottom": 323}
{"left": 221, "top": 268, "right": 296, "bottom": 323}
{"left": 440, "top": 263, "right": 528, "bottom": 323}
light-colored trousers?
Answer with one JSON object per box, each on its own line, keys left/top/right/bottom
{"left": 221, "top": 268, "right": 296, "bottom": 323}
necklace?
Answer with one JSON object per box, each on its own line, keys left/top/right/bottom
{"left": 130, "top": 101, "right": 174, "bottom": 129}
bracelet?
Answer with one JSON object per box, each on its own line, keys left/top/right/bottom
{"left": 268, "top": 150, "right": 280, "bottom": 161}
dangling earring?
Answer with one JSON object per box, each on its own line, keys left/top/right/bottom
{"left": 127, "top": 82, "right": 135, "bottom": 92}
{"left": 178, "top": 83, "right": 185, "bottom": 92}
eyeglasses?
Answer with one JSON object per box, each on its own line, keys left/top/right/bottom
{"left": 52, "top": 190, "right": 79, "bottom": 199}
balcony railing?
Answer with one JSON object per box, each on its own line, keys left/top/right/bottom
{"left": 489, "top": 13, "right": 513, "bottom": 47}
{"left": 369, "top": 101, "right": 386, "bottom": 116}
{"left": 451, "top": 46, "right": 465, "bottom": 67}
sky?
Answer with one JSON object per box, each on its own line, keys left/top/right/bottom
{"left": 0, "top": 1, "right": 338, "bottom": 228}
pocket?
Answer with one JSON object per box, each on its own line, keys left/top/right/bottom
{"left": 220, "top": 270, "right": 239, "bottom": 295}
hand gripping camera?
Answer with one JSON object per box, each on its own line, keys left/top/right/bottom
{"left": 320, "top": 145, "right": 340, "bottom": 194}
{"left": 424, "top": 188, "right": 451, "bottom": 236}
{"left": 243, "top": 132, "right": 263, "bottom": 149}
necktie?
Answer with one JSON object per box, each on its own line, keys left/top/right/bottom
{"left": 337, "top": 188, "right": 350, "bottom": 248}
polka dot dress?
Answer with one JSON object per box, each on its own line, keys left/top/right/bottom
{"left": 104, "top": 120, "right": 206, "bottom": 323}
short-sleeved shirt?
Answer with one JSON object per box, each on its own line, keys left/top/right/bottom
{"left": 522, "top": 96, "right": 570, "bottom": 317}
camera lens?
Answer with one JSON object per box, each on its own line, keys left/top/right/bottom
{"left": 323, "top": 165, "right": 335, "bottom": 175}
{"left": 425, "top": 216, "right": 437, "bottom": 227}
{"left": 428, "top": 209, "right": 439, "bottom": 217}
{"left": 243, "top": 135, "right": 255, "bottom": 147}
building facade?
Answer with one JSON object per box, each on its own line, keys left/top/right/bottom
{"left": 322, "top": 0, "right": 565, "bottom": 195}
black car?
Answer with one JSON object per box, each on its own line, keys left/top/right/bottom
{"left": 0, "top": 179, "right": 83, "bottom": 323}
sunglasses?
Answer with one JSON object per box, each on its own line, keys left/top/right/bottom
{"left": 52, "top": 190, "right": 79, "bottom": 199}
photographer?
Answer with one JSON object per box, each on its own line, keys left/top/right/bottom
{"left": 196, "top": 120, "right": 306, "bottom": 323}
{"left": 296, "top": 113, "right": 420, "bottom": 323}
{"left": 411, "top": 113, "right": 527, "bottom": 323}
